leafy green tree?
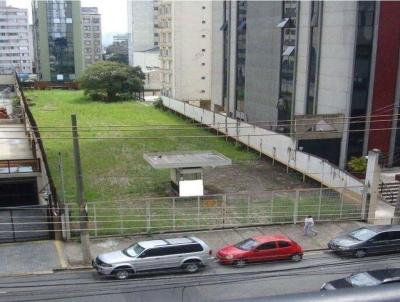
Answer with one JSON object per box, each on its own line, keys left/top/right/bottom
{"left": 105, "top": 53, "right": 129, "bottom": 65}
{"left": 79, "top": 61, "right": 145, "bottom": 102}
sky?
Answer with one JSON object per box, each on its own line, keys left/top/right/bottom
{"left": 6, "top": 0, "right": 129, "bottom": 44}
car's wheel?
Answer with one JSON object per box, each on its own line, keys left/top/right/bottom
{"left": 233, "top": 259, "right": 247, "bottom": 268}
{"left": 354, "top": 249, "right": 367, "bottom": 258}
{"left": 113, "top": 267, "right": 132, "bottom": 280}
{"left": 182, "top": 261, "right": 201, "bottom": 273}
{"left": 291, "top": 253, "right": 302, "bottom": 262}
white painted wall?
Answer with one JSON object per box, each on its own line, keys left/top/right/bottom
{"left": 128, "top": 0, "right": 156, "bottom": 65}
{"left": 294, "top": 1, "right": 311, "bottom": 115}
{"left": 210, "top": 0, "right": 224, "bottom": 108}
{"left": 316, "top": 1, "right": 357, "bottom": 115}
{"left": 171, "top": 1, "right": 212, "bottom": 101}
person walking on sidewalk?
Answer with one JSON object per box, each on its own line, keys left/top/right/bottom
{"left": 304, "top": 215, "right": 317, "bottom": 236}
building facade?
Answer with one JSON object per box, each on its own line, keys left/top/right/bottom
{"left": 212, "top": 1, "right": 400, "bottom": 169}
{"left": 81, "top": 7, "right": 102, "bottom": 69}
{"left": 159, "top": 0, "right": 212, "bottom": 101}
{"left": 32, "top": 0, "right": 83, "bottom": 81}
{"left": 0, "top": 1, "right": 32, "bottom": 74}
{"left": 127, "top": 0, "right": 159, "bottom": 66}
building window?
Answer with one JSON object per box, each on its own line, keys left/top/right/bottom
{"left": 202, "top": 20, "right": 206, "bottom": 24}
{"left": 305, "top": 1, "right": 322, "bottom": 115}
{"left": 66, "top": 17, "right": 72, "bottom": 23}
{"left": 92, "top": 18, "right": 100, "bottom": 24}
{"left": 201, "top": 62, "right": 206, "bottom": 66}
{"left": 93, "top": 33, "right": 100, "bottom": 38}
{"left": 201, "top": 90, "right": 206, "bottom": 93}
{"left": 85, "top": 40, "right": 91, "bottom": 45}
{"left": 84, "top": 26, "right": 90, "bottom": 30}
{"left": 201, "top": 76, "right": 205, "bottom": 80}
{"left": 277, "top": 0, "right": 298, "bottom": 133}
{"left": 84, "top": 33, "right": 91, "bottom": 38}
{"left": 202, "top": 6, "right": 206, "bottom": 9}
{"left": 347, "top": 1, "right": 376, "bottom": 160}
{"left": 201, "top": 49, "right": 206, "bottom": 52}
{"left": 202, "top": 34, "right": 206, "bottom": 38}
{"left": 83, "top": 18, "right": 90, "bottom": 24}
{"left": 93, "top": 26, "right": 100, "bottom": 30}
{"left": 235, "top": 0, "right": 247, "bottom": 113}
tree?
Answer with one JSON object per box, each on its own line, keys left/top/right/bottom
{"left": 105, "top": 53, "right": 129, "bottom": 65}
{"left": 79, "top": 61, "right": 145, "bottom": 102}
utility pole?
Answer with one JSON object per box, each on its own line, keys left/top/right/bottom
{"left": 71, "top": 114, "right": 91, "bottom": 264}
{"left": 393, "top": 175, "right": 400, "bottom": 224}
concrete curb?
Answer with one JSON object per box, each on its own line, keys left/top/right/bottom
{"left": 0, "top": 270, "right": 54, "bottom": 278}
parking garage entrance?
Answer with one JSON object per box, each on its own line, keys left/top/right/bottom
{"left": 0, "top": 178, "right": 50, "bottom": 242}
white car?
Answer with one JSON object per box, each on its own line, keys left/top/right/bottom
{"left": 92, "top": 236, "right": 212, "bottom": 279}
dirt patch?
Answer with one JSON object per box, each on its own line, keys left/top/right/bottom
{"left": 203, "top": 158, "right": 317, "bottom": 194}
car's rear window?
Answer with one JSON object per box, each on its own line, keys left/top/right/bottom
{"left": 349, "top": 228, "right": 377, "bottom": 241}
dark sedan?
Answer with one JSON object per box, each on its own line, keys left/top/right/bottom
{"left": 321, "top": 268, "right": 400, "bottom": 290}
{"left": 328, "top": 225, "right": 400, "bottom": 258}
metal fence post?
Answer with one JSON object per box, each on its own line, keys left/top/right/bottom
{"left": 197, "top": 196, "right": 201, "bottom": 228}
{"left": 146, "top": 200, "right": 151, "bottom": 233}
{"left": 120, "top": 210, "right": 124, "bottom": 235}
{"left": 271, "top": 191, "right": 274, "bottom": 218}
{"left": 340, "top": 185, "right": 345, "bottom": 219}
{"left": 293, "top": 190, "right": 299, "bottom": 224}
{"left": 93, "top": 203, "right": 97, "bottom": 237}
{"left": 222, "top": 194, "right": 227, "bottom": 228}
{"left": 172, "top": 197, "right": 176, "bottom": 231}
{"left": 247, "top": 194, "right": 251, "bottom": 224}
{"left": 318, "top": 187, "right": 322, "bottom": 220}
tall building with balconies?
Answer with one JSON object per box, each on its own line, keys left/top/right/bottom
{"left": 0, "top": 1, "right": 32, "bottom": 74}
{"left": 211, "top": 1, "right": 400, "bottom": 169}
{"left": 81, "top": 7, "right": 102, "bottom": 69}
{"left": 159, "top": 1, "right": 212, "bottom": 101}
{"left": 32, "top": 0, "right": 83, "bottom": 81}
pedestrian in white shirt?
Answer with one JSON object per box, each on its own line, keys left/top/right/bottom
{"left": 304, "top": 215, "right": 317, "bottom": 236}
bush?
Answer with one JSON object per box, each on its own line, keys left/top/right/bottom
{"left": 348, "top": 156, "right": 367, "bottom": 173}
{"left": 153, "top": 98, "right": 166, "bottom": 110}
{"left": 78, "top": 61, "right": 145, "bottom": 102}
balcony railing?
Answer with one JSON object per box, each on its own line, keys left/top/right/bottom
{"left": 0, "top": 159, "right": 41, "bottom": 174}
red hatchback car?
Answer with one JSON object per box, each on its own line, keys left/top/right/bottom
{"left": 216, "top": 235, "right": 303, "bottom": 267}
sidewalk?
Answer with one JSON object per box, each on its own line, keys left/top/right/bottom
{"left": 63, "top": 221, "right": 365, "bottom": 266}
{"left": 0, "top": 241, "right": 66, "bottom": 276}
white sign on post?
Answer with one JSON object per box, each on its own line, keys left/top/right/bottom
{"left": 179, "top": 180, "right": 204, "bottom": 197}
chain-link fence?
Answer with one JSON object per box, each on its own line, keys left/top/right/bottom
{"left": 65, "top": 186, "right": 365, "bottom": 237}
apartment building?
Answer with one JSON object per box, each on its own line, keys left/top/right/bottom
{"left": 159, "top": 1, "right": 212, "bottom": 101}
{"left": 81, "top": 7, "right": 102, "bottom": 68}
{"left": 127, "top": 0, "right": 159, "bottom": 66}
{"left": 32, "top": 0, "right": 83, "bottom": 81}
{"left": 0, "top": 1, "right": 31, "bottom": 74}
{"left": 211, "top": 1, "right": 400, "bottom": 168}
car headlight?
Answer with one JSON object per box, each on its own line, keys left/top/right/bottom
{"left": 321, "top": 282, "right": 336, "bottom": 291}
{"left": 225, "top": 254, "right": 234, "bottom": 260}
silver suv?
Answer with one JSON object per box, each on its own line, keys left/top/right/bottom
{"left": 92, "top": 236, "right": 211, "bottom": 279}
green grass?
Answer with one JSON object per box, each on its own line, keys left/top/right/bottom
{"left": 27, "top": 90, "right": 257, "bottom": 204}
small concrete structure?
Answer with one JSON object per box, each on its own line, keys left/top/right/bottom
{"left": 143, "top": 151, "right": 232, "bottom": 197}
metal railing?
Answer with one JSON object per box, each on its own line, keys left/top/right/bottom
{"left": 0, "top": 158, "right": 41, "bottom": 174}
{"left": 66, "top": 186, "right": 365, "bottom": 237}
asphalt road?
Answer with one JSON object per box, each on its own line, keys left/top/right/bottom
{"left": 1, "top": 251, "right": 400, "bottom": 302}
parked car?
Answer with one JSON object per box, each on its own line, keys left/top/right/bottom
{"left": 321, "top": 268, "right": 400, "bottom": 290}
{"left": 216, "top": 235, "right": 303, "bottom": 267}
{"left": 328, "top": 225, "right": 400, "bottom": 258}
{"left": 92, "top": 237, "right": 211, "bottom": 280}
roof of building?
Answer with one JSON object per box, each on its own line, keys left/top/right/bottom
{"left": 143, "top": 151, "right": 232, "bottom": 169}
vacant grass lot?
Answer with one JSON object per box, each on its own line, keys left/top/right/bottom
{"left": 27, "top": 90, "right": 258, "bottom": 203}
